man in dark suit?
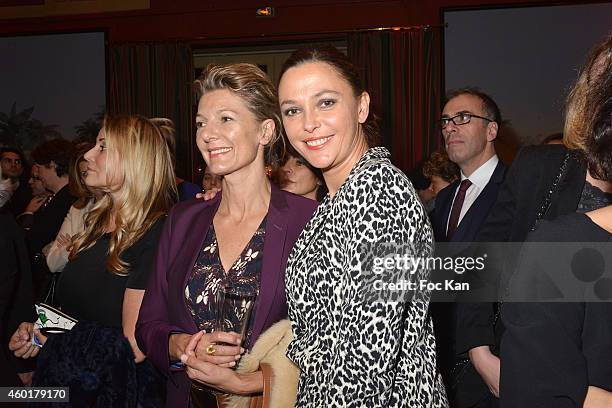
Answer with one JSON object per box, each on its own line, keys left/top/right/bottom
{"left": 430, "top": 88, "right": 507, "bottom": 408}
{"left": 0, "top": 147, "right": 32, "bottom": 216}
{"left": 25, "top": 139, "right": 76, "bottom": 302}
{"left": 0, "top": 209, "right": 37, "bottom": 386}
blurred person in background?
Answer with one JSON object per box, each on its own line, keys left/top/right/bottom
{"left": 201, "top": 164, "right": 223, "bottom": 193}
{"left": 24, "top": 139, "right": 76, "bottom": 302}
{"left": 422, "top": 151, "right": 460, "bottom": 213}
{"left": 1, "top": 147, "right": 31, "bottom": 215}
{"left": 153, "top": 117, "right": 201, "bottom": 201}
{"left": 45, "top": 143, "right": 98, "bottom": 273}
{"left": 0, "top": 166, "right": 36, "bottom": 386}
{"left": 277, "top": 146, "right": 327, "bottom": 201}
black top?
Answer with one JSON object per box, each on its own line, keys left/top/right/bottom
{"left": 55, "top": 217, "right": 165, "bottom": 328}
{"left": 501, "top": 212, "right": 612, "bottom": 407}
{"left": 455, "top": 146, "right": 588, "bottom": 357}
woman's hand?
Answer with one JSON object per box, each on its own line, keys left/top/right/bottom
{"left": 169, "top": 331, "right": 243, "bottom": 367}
{"left": 195, "top": 187, "right": 221, "bottom": 201}
{"left": 584, "top": 386, "right": 612, "bottom": 408}
{"left": 8, "top": 322, "right": 46, "bottom": 358}
{"left": 469, "top": 346, "right": 500, "bottom": 398}
{"left": 181, "top": 332, "right": 262, "bottom": 395}
{"left": 55, "top": 233, "right": 72, "bottom": 250}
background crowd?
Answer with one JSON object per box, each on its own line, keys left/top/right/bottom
{"left": 0, "top": 34, "right": 610, "bottom": 408}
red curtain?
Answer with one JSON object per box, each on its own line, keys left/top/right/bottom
{"left": 348, "top": 29, "right": 442, "bottom": 172}
{"left": 108, "top": 43, "right": 196, "bottom": 181}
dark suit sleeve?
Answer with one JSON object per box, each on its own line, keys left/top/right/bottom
{"left": 0, "top": 214, "right": 37, "bottom": 378}
{"left": 430, "top": 184, "right": 454, "bottom": 242}
{"left": 26, "top": 188, "right": 74, "bottom": 254}
{"left": 135, "top": 210, "right": 186, "bottom": 376}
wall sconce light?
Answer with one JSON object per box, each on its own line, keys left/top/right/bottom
{"left": 256, "top": 7, "right": 275, "bottom": 17}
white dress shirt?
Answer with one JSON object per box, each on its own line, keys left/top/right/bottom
{"left": 447, "top": 155, "right": 499, "bottom": 231}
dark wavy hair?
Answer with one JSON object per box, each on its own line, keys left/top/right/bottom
{"left": 279, "top": 44, "right": 380, "bottom": 147}
{"left": 31, "top": 139, "right": 76, "bottom": 177}
{"left": 422, "top": 151, "right": 460, "bottom": 183}
{"left": 564, "top": 34, "right": 612, "bottom": 151}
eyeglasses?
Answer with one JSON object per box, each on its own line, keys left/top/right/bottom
{"left": 440, "top": 112, "right": 494, "bottom": 129}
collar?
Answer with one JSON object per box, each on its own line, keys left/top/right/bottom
{"left": 349, "top": 146, "right": 391, "bottom": 175}
{"left": 461, "top": 155, "right": 499, "bottom": 190}
{"left": 328, "top": 147, "right": 391, "bottom": 201}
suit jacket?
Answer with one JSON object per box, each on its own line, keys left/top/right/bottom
{"left": 136, "top": 184, "right": 317, "bottom": 408}
{"left": 429, "top": 160, "right": 507, "bottom": 406}
{"left": 432, "top": 160, "right": 508, "bottom": 244}
{"left": 27, "top": 185, "right": 75, "bottom": 256}
{"left": 0, "top": 211, "right": 36, "bottom": 385}
{"left": 2, "top": 182, "right": 32, "bottom": 216}
{"left": 26, "top": 184, "right": 75, "bottom": 301}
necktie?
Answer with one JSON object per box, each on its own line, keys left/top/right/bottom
{"left": 446, "top": 179, "right": 472, "bottom": 240}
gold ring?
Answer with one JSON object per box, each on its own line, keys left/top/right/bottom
{"left": 206, "top": 344, "right": 217, "bottom": 356}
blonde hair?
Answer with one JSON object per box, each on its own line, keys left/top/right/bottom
{"left": 151, "top": 117, "right": 176, "bottom": 166}
{"left": 564, "top": 35, "right": 612, "bottom": 150}
{"left": 69, "top": 115, "right": 177, "bottom": 275}
{"left": 194, "top": 63, "right": 285, "bottom": 165}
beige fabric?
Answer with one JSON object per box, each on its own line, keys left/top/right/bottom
{"left": 224, "top": 319, "right": 299, "bottom": 408}
{"left": 45, "top": 201, "right": 92, "bottom": 272}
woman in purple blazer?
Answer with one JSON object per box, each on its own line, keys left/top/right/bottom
{"left": 136, "top": 63, "right": 317, "bottom": 407}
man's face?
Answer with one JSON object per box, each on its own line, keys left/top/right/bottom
{"left": 441, "top": 94, "right": 495, "bottom": 171}
{"left": 36, "top": 161, "right": 58, "bottom": 191}
{"left": 1, "top": 152, "right": 24, "bottom": 179}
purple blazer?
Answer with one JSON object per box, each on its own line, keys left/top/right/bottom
{"left": 136, "top": 184, "right": 317, "bottom": 407}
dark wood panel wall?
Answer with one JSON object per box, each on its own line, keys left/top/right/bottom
{"left": 0, "top": 0, "right": 566, "bottom": 43}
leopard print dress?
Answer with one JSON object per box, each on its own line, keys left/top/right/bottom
{"left": 286, "top": 147, "right": 448, "bottom": 407}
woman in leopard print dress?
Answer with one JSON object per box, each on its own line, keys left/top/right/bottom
{"left": 278, "top": 45, "right": 448, "bottom": 407}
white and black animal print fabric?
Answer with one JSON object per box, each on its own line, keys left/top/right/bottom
{"left": 286, "top": 147, "right": 448, "bottom": 407}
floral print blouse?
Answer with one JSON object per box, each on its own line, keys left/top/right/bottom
{"left": 185, "top": 218, "right": 266, "bottom": 348}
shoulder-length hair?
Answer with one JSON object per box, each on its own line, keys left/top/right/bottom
{"left": 69, "top": 115, "right": 177, "bottom": 275}
{"left": 194, "top": 63, "right": 284, "bottom": 166}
